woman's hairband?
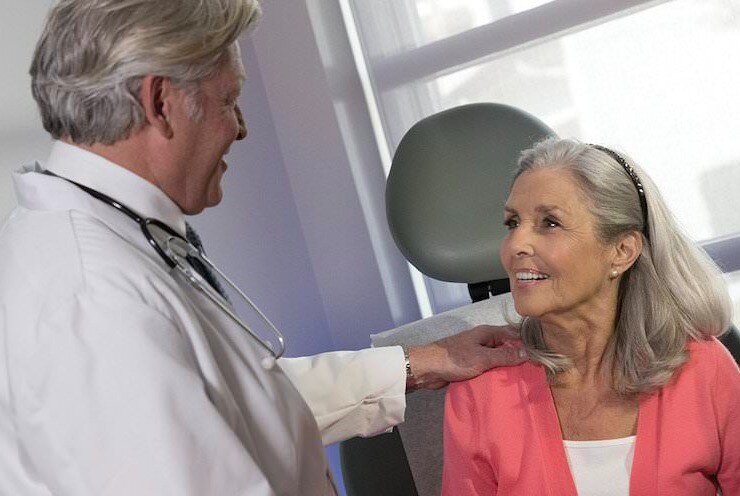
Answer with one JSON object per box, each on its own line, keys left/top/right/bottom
{"left": 590, "top": 144, "right": 650, "bottom": 239}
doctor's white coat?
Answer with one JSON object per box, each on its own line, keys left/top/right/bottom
{"left": 0, "top": 142, "right": 406, "bottom": 495}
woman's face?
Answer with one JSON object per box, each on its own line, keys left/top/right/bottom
{"left": 500, "top": 168, "right": 616, "bottom": 321}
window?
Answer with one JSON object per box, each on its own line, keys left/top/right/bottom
{"left": 342, "top": 0, "right": 740, "bottom": 315}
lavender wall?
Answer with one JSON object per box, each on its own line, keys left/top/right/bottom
{"left": 247, "top": 0, "right": 419, "bottom": 353}
{"left": 189, "top": 39, "right": 335, "bottom": 358}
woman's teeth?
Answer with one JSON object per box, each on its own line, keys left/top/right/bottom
{"left": 516, "top": 272, "right": 549, "bottom": 281}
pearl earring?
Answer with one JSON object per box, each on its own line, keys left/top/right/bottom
{"left": 610, "top": 269, "right": 619, "bottom": 279}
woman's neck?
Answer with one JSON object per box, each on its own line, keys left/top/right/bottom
{"left": 541, "top": 304, "right": 617, "bottom": 385}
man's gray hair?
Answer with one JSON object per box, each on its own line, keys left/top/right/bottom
{"left": 513, "top": 137, "right": 732, "bottom": 394}
{"left": 30, "top": 0, "right": 261, "bottom": 145}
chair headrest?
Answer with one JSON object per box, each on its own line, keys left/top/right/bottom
{"left": 386, "top": 103, "right": 556, "bottom": 283}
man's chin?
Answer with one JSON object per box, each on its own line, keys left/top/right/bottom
{"left": 205, "top": 187, "right": 224, "bottom": 210}
{"left": 180, "top": 193, "right": 219, "bottom": 215}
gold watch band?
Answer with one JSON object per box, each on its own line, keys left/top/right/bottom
{"left": 403, "top": 347, "right": 418, "bottom": 392}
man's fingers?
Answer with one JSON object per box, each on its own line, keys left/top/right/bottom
{"left": 412, "top": 326, "right": 527, "bottom": 388}
{"left": 482, "top": 345, "right": 528, "bottom": 368}
{"left": 473, "top": 324, "right": 519, "bottom": 346}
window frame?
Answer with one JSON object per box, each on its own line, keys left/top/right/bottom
{"left": 339, "top": 0, "right": 740, "bottom": 315}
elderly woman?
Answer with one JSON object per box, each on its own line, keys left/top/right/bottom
{"left": 442, "top": 138, "right": 740, "bottom": 495}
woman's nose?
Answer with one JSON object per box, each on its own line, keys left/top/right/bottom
{"left": 235, "top": 104, "right": 247, "bottom": 140}
{"left": 508, "top": 226, "right": 535, "bottom": 257}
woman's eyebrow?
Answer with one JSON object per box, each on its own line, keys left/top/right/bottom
{"left": 535, "top": 204, "right": 568, "bottom": 216}
{"left": 504, "top": 204, "right": 569, "bottom": 215}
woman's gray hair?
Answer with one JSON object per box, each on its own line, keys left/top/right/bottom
{"left": 30, "top": 0, "right": 261, "bottom": 145}
{"left": 513, "top": 137, "right": 732, "bottom": 394}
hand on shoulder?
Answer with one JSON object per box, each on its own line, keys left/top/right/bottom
{"left": 406, "top": 325, "right": 528, "bottom": 391}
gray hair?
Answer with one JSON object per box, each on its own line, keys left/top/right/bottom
{"left": 513, "top": 137, "right": 731, "bottom": 394}
{"left": 30, "top": 0, "right": 261, "bottom": 145}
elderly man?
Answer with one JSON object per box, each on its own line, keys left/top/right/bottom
{"left": 0, "top": 0, "right": 524, "bottom": 494}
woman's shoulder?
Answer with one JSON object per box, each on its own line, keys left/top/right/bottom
{"left": 667, "top": 337, "right": 740, "bottom": 394}
{"left": 685, "top": 337, "right": 738, "bottom": 371}
{"left": 463, "top": 359, "right": 543, "bottom": 385}
{"left": 447, "top": 360, "right": 546, "bottom": 408}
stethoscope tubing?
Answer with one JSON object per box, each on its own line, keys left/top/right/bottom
{"left": 43, "top": 170, "right": 286, "bottom": 365}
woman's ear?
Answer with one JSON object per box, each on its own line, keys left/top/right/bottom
{"left": 139, "top": 75, "right": 174, "bottom": 139}
{"left": 610, "top": 231, "right": 643, "bottom": 277}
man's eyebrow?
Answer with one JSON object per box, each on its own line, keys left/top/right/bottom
{"left": 225, "top": 84, "right": 242, "bottom": 100}
{"left": 226, "top": 72, "right": 246, "bottom": 99}
{"left": 236, "top": 68, "right": 246, "bottom": 85}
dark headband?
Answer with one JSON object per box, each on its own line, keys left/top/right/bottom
{"left": 590, "top": 144, "right": 649, "bottom": 239}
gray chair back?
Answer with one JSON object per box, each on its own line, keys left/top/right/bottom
{"left": 386, "top": 102, "right": 556, "bottom": 283}
{"left": 340, "top": 103, "right": 555, "bottom": 496}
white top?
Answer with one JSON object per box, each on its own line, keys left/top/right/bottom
{"left": 563, "top": 436, "right": 636, "bottom": 496}
{"left": 0, "top": 142, "right": 406, "bottom": 496}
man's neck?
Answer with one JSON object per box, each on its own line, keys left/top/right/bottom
{"left": 69, "top": 137, "right": 156, "bottom": 184}
{"left": 65, "top": 132, "right": 184, "bottom": 213}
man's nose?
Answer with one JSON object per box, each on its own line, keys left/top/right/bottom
{"left": 235, "top": 104, "right": 247, "bottom": 140}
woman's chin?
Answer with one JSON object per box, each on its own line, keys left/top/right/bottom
{"left": 513, "top": 301, "right": 543, "bottom": 319}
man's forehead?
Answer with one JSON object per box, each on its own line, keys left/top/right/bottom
{"left": 219, "top": 55, "right": 246, "bottom": 93}
{"left": 233, "top": 56, "right": 247, "bottom": 87}
{"left": 233, "top": 43, "right": 247, "bottom": 78}
{"left": 233, "top": 69, "right": 246, "bottom": 95}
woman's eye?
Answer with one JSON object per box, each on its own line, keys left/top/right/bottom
{"left": 543, "top": 217, "right": 560, "bottom": 229}
{"left": 504, "top": 218, "right": 518, "bottom": 230}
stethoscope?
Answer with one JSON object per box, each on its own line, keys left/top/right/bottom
{"left": 44, "top": 170, "right": 286, "bottom": 369}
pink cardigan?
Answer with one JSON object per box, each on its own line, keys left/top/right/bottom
{"left": 442, "top": 338, "right": 740, "bottom": 495}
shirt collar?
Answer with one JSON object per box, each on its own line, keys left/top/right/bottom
{"left": 44, "top": 141, "right": 187, "bottom": 236}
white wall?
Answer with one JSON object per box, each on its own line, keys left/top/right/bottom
{"left": 247, "top": 0, "right": 420, "bottom": 352}
{"left": 0, "top": 1, "right": 54, "bottom": 216}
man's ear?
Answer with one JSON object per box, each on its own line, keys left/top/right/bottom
{"left": 611, "top": 231, "right": 643, "bottom": 277}
{"left": 139, "top": 75, "right": 174, "bottom": 139}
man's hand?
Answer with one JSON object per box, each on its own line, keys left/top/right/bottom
{"left": 406, "top": 325, "right": 527, "bottom": 391}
